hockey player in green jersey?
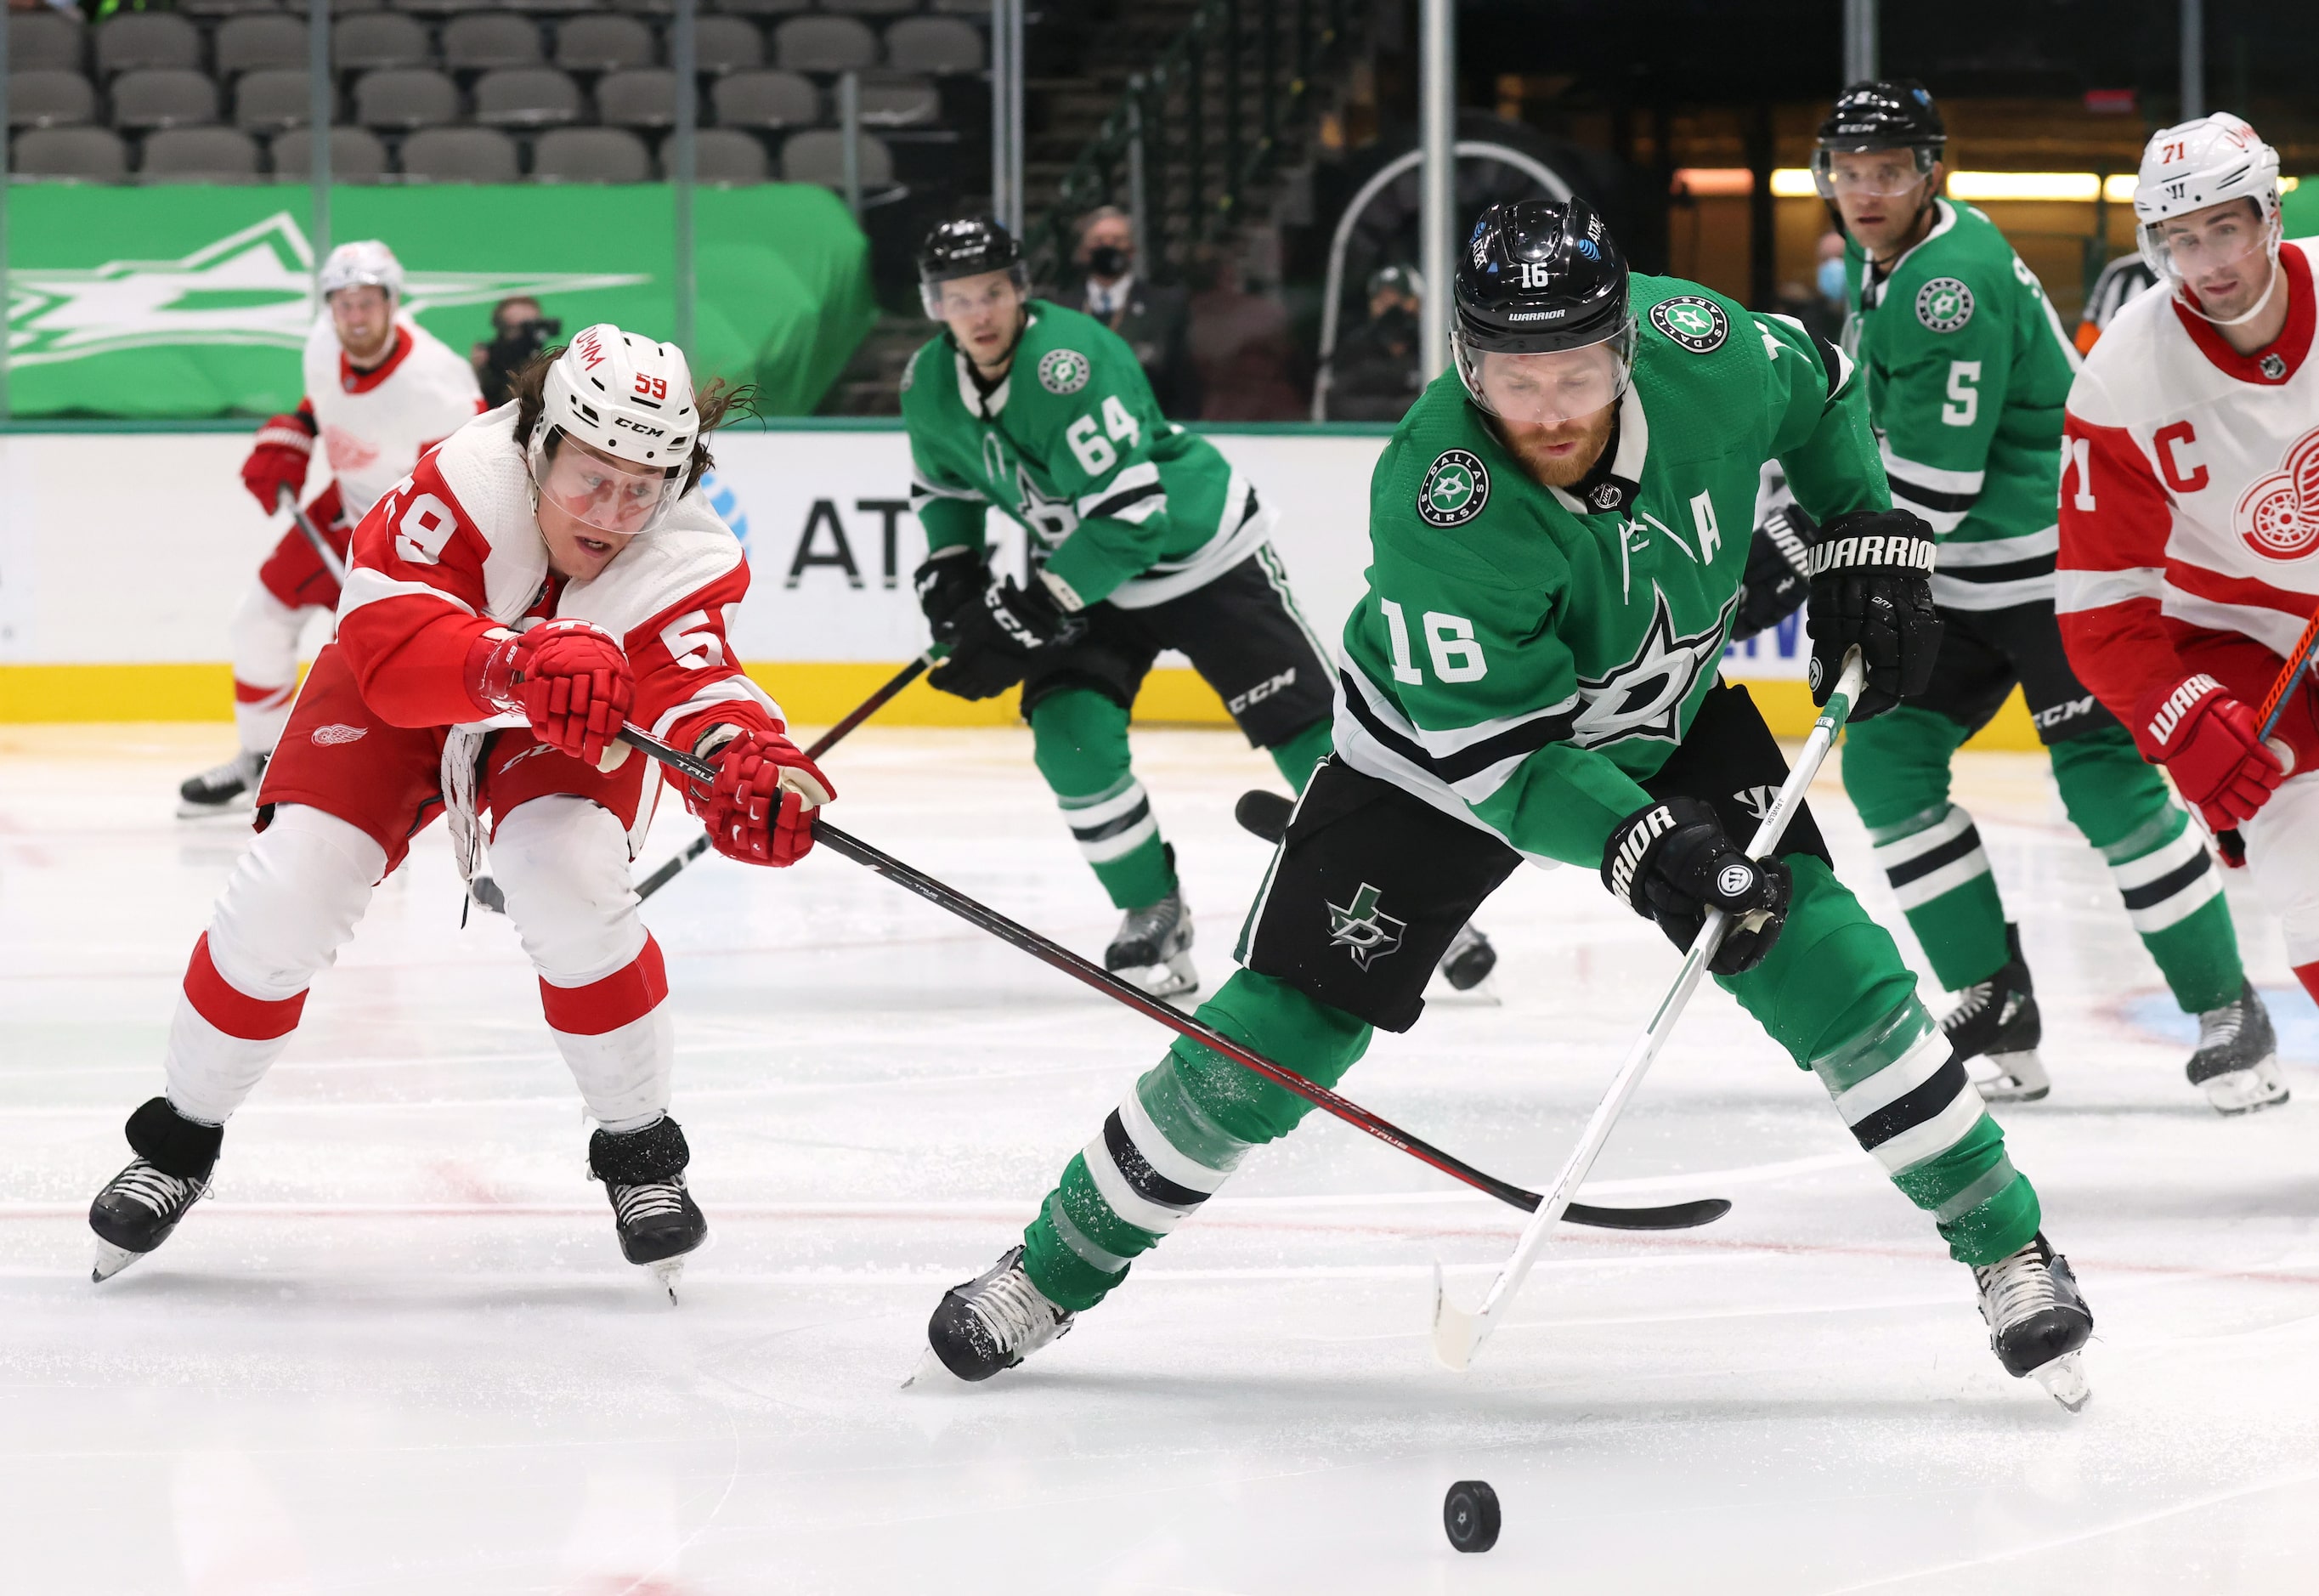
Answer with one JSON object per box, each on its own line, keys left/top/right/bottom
{"left": 1763, "top": 82, "right": 2275, "bottom": 1112}
{"left": 912, "top": 198, "right": 2095, "bottom": 1409}
{"left": 904, "top": 218, "right": 1496, "bottom": 999}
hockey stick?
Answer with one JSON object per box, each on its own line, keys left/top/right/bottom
{"left": 630, "top": 653, "right": 935, "bottom": 903}
{"left": 611, "top": 723, "right": 1731, "bottom": 1232}
{"left": 1430, "top": 647, "right": 1869, "bottom": 1371}
{"left": 2254, "top": 601, "right": 2319, "bottom": 741}
{"left": 277, "top": 486, "right": 348, "bottom": 587}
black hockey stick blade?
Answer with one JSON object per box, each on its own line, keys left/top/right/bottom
{"left": 1235, "top": 788, "right": 1292, "bottom": 844}
{"left": 1563, "top": 1196, "right": 1730, "bottom": 1231}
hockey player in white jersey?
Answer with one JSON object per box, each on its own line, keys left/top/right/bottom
{"left": 178, "top": 241, "right": 484, "bottom": 817}
{"left": 2060, "top": 112, "right": 2317, "bottom": 1106}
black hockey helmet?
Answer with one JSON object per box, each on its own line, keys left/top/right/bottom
{"left": 917, "top": 217, "right": 1029, "bottom": 316}
{"left": 1813, "top": 80, "right": 1946, "bottom": 201}
{"left": 1451, "top": 196, "right": 1637, "bottom": 423}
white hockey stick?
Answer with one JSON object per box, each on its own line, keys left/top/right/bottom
{"left": 1431, "top": 647, "right": 1869, "bottom": 1372}
{"left": 279, "top": 486, "right": 349, "bottom": 586}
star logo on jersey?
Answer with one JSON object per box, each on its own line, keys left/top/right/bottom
{"left": 1915, "top": 277, "right": 1976, "bottom": 333}
{"left": 1418, "top": 449, "right": 1490, "bottom": 527}
{"left": 2234, "top": 424, "right": 2319, "bottom": 561}
{"left": 1570, "top": 586, "right": 1741, "bottom": 748}
{"left": 1038, "top": 348, "right": 1092, "bottom": 394}
{"left": 1326, "top": 882, "right": 1406, "bottom": 970}
{"left": 1649, "top": 295, "right": 1729, "bottom": 353}
{"left": 3, "top": 211, "right": 646, "bottom": 368}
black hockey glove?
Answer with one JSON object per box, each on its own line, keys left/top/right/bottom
{"left": 1801, "top": 507, "right": 1942, "bottom": 721}
{"left": 1731, "top": 505, "right": 1816, "bottom": 642}
{"left": 1600, "top": 797, "right": 1792, "bottom": 976}
{"left": 913, "top": 546, "right": 987, "bottom": 647}
{"left": 925, "top": 574, "right": 1084, "bottom": 702}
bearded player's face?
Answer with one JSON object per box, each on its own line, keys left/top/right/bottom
{"left": 329, "top": 285, "right": 395, "bottom": 366}
{"left": 1478, "top": 348, "right": 1621, "bottom": 488}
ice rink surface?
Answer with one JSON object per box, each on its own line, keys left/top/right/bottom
{"left": 6, "top": 720, "right": 2319, "bottom": 1594}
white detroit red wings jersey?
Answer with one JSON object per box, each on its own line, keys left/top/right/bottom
{"left": 2057, "top": 239, "right": 2319, "bottom": 715}
{"left": 334, "top": 403, "right": 779, "bottom": 750}
{"left": 302, "top": 313, "right": 484, "bottom": 525}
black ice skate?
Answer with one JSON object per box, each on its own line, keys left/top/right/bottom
{"left": 1436, "top": 923, "right": 1498, "bottom": 992}
{"left": 589, "top": 1118, "right": 707, "bottom": 1302}
{"left": 177, "top": 750, "right": 267, "bottom": 819}
{"left": 89, "top": 1097, "right": 223, "bottom": 1282}
{"left": 1972, "top": 1231, "right": 2093, "bottom": 1411}
{"left": 1942, "top": 923, "right": 2047, "bottom": 1102}
{"left": 2186, "top": 980, "right": 2286, "bottom": 1115}
{"left": 1106, "top": 847, "right": 1196, "bottom": 999}
{"left": 908, "top": 1244, "right": 1074, "bottom": 1387}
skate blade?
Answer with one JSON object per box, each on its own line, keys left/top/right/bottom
{"left": 2203, "top": 1058, "right": 2289, "bottom": 1117}
{"left": 1430, "top": 1262, "right": 1483, "bottom": 1373}
{"left": 2031, "top": 1350, "right": 2091, "bottom": 1412}
{"left": 901, "top": 1347, "right": 973, "bottom": 1392}
{"left": 650, "top": 1258, "right": 683, "bottom": 1304}
{"left": 175, "top": 796, "right": 254, "bottom": 821}
{"left": 1970, "top": 1049, "right": 2050, "bottom": 1104}
{"left": 1110, "top": 953, "right": 1198, "bottom": 1003}
{"left": 91, "top": 1237, "right": 144, "bottom": 1283}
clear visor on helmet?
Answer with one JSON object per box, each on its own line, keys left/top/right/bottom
{"left": 529, "top": 427, "right": 682, "bottom": 538}
{"left": 1453, "top": 318, "right": 1636, "bottom": 427}
{"left": 919, "top": 262, "right": 1032, "bottom": 320}
{"left": 1811, "top": 144, "right": 1937, "bottom": 200}
{"left": 2141, "top": 199, "right": 2277, "bottom": 288}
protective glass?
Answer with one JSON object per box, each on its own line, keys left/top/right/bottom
{"left": 529, "top": 430, "right": 682, "bottom": 537}
{"left": 1454, "top": 323, "right": 1635, "bottom": 427}
{"left": 2142, "top": 205, "right": 2276, "bottom": 287}
{"left": 1811, "top": 146, "right": 1937, "bottom": 199}
{"left": 919, "top": 262, "right": 1031, "bottom": 320}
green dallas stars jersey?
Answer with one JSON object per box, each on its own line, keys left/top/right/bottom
{"left": 1336, "top": 275, "right": 1889, "bottom": 869}
{"left": 902, "top": 301, "right": 1264, "bottom": 610}
{"left": 1844, "top": 197, "right": 2081, "bottom": 610}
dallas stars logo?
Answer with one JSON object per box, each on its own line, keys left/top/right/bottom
{"left": 1417, "top": 448, "right": 1490, "bottom": 527}
{"left": 1038, "top": 348, "right": 1091, "bottom": 394}
{"left": 1326, "top": 882, "right": 1406, "bottom": 970}
{"left": 1570, "top": 586, "right": 1740, "bottom": 747}
{"left": 1915, "top": 276, "right": 1975, "bottom": 333}
{"left": 1649, "top": 295, "right": 1728, "bottom": 353}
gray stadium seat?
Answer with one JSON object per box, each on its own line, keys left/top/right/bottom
{"left": 855, "top": 73, "right": 936, "bottom": 127}
{"left": 400, "top": 124, "right": 521, "bottom": 181}
{"left": 930, "top": 0, "right": 989, "bottom": 12}
{"left": 181, "top": 0, "right": 287, "bottom": 18}
{"left": 773, "top": 16, "right": 877, "bottom": 74}
{"left": 818, "top": 0, "right": 916, "bottom": 15}
{"left": 11, "top": 12, "right": 88, "bottom": 74}
{"left": 142, "top": 127, "right": 263, "bottom": 181}
{"left": 234, "top": 67, "right": 324, "bottom": 131}
{"left": 711, "top": 69, "right": 817, "bottom": 130}
{"left": 553, "top": 14, "right": 654, "bottom": 72}
{"left": 495, "top": 0, "right": 608, "bottom": 16}
{"left": 680, "top": 126, "right": 768, "bottom": 184}
{"left": 710, "top": 0, "right": 808, "bottom": 15}
{"left": 473, "top": 66, "right": 583, "bottom": 126}
{"left": 14, "top": 126, "right": 129, "bottom": 180}
{"left": 608, "top": 0, "right": 672, "bottom": 12}
{"left": 334, "top": 13, "right": 434, "bottom": 72}
{"left": 353, "top": 67, "right": 461, "bottom": 128}
{"left": 780, "top": 126, "right": 891, "bottom": 189}
{"left": 216, "top": 14, "right": 310, "bottom": 77}
{"left": 596, "top": 68, "right": 698, "bottom": 130}
{"left": 110, "top": 69, "right": 222, "bottom": 132}
{"left": 9, "top": 71, "right": 98, "bottom": 131}
{"left": 284, "top": 0, "right": 387, "bottom": 12}
{"left": 694, "top": 16, "right": 764, "bottom": 73}
{"left": 884, "top": 15, "right": 982, "bottom": 75}
{"left": 444, "top": 12, "right": 547, "bottom": 71}
{"left": 270, "top": 123, "right": 391, "bottom": 182}
{"left": 94, "top": 13, "right": 204, "bottom": 77}
{"left": 532, "top": 126, "right": 649, "bottom": 182}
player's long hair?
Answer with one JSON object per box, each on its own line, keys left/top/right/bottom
{"left": 508, "top": 348, "right": 756, "bottom": 495}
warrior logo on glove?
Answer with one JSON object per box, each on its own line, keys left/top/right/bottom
{"left": 1602, "top": 799, "right": 1793, "bottom": 976}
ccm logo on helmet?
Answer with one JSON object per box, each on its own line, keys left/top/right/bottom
{"left": 615, "top": 416, "right": 669, "bottom": 438}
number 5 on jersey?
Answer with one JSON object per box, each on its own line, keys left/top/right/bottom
{"left": 1383, "top": 599, "right": 1488, "bottom": 684}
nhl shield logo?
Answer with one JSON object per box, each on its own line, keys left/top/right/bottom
{"left": 1587, "top": 480, "right": 1624, "bottom": 512}
{"left": 1649, "top": 295, "right": 1728, "bottom": 353}
{"left": 1038, "top": 348, "right": 1091, "bottom": 394}
{"left": 2261, "top": 352, "right": 2288, "bottom": 381}
{"left": 1915, "top": 277, "right": 1976, "bottom": 332}
{"left": 1418, "top": 449, "right": 1490, "bottom": 528}
{"left": 1326, "top": 882, "right": 1406, "bottom": 970}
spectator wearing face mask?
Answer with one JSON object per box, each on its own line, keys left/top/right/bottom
{"left": 1325, "top": 263, "right": 1427, "bottom": 422}
{"left": 471, "top": 297, "right": 564, "bottom": 410}
{"left": 1055, "top": 207, "right": 1199, "bottom": 417}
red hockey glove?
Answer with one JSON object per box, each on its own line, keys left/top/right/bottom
{"left": 466, "top": 619, "right": 635, "bottom": 767}
{"left": 688, "top": 727, "right": 834, "bottom": 868}
{"left": 242, "top": 412, "right": 316, "bottom": 516}
{"left": 2134, "top": 674, "right": 2288, "bottom": 830}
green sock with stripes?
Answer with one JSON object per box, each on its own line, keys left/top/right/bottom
{"left": 1032, "top": 688, "right": 1175, "bottom": 910}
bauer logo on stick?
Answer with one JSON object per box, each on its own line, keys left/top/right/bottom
{"left": 1418, "top": 450, "right": 1490, "bottom": 528}
{"left": 1649, "top": 295, "right": 1729, "bottom": 353}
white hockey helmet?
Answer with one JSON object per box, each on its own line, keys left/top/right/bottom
{"left": 2134, "top": 113, "right": 2282, "bottom": 287}
{"left": 319, "top": 239, "right": 404, "bottom": 305}
{"left": 526, "top": 323, "right": 698, "bottom": 538}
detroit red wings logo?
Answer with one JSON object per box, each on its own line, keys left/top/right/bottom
{"left": 323, "top": 424, "right": 381, "bottom": 474}
{"left": 2237, "top": 427, "right": 2319, "bottom": 561}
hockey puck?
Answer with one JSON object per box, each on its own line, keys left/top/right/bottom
{"left": 1233, "top": 789, "right": 1293, "bottom": 844}
{"left": 1443, "top": 1479, "right": 1500, "bottom": 1553}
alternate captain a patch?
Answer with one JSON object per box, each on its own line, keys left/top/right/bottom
{"left": 1326, "top": 882, "right": 1406, "bottom": 969}
{"left": 1649, "top": 295, "right": 1729, "bottom": 353}
{"left": 1417, "top": 449, "right": 1490, "bottom": 528}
